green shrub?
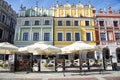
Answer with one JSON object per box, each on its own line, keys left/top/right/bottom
{"left": 2, "top": 63, "right": 8, "bottom": 68}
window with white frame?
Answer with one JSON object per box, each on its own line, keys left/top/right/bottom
{"left": 23, "top": 32, "right": 28, "bottom": 41}
{"left": 44, "top": 33, "right": 50, "bottom": 41}
{"left": 75, "top": 32, "right": 80, "bottom": 41}
{"left": 99, "top": 21, "right": 104, "bottom": 26}
{"left": 24, "top": 21, "right": 29, "bottom": 26}
{"left": 85, "top": 21, "right": 89, "bottom": 26}
{"left": 58, "top": 21, "right": 62, "bottom": 26}
{"left": 33, "top": 32, "right": 39, "bottom": 41}
{"left": 113, "top": 21, "right": 118, "bottom": 27}
{"left": 86, "top": 32, "right": 91, "bottom": 41}
{"left": 66, "top": 33, "right": 71, "bottom": 41}
{"left": 35, "top": 20, "right": 40, "bottom": 25}
{"left": 45, "top": 20, "right": 50, "bottom": 25}
{"left": 66, "top": 21, "right": 70, "bottom": 26}
{"left": 57, "top": 33, "right": 62, "bottom": 41}
{"left": 74, "top": 21, "right": 78, "bottom": 26}
{"left": 100, "top": 33, "right": 106, "bottom": 41}
{"left": 115, "top": 33, "right": 120, "bottom": 40}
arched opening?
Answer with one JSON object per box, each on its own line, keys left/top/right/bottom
{"left": 116, "top": 48, "right": 120, "bottom": 63}
{"left": 102, "top": 48, "right": 110, "bottom": 60}
{"left": 102, "top": 47, "right": 110, "bottom": 70}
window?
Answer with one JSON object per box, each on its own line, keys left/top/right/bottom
{"left": 66, "top": 33, "right": 71, "bottom": 41}
{"left": 33, "top": 33, "right": 39, "bottom": 41}
{"left": 44, "top": 33, "right": 50, "bottom": 41}
{"left": 0, "top": 29, "right": 3, "bottom": 39}
{"left": 116, "top": 48, "right": 120, "bottom": 63}
{"left": 113, "top": 21, "right": 118, "bottom": 27}
{"left": 86, "top": 32, "right": 91, "bottom": 41}
{"left": 2, "top": 15, "right": 5, "bottom": 23}
{"left": 58, "top": 21, "right": 62, "bottom": 26}
{"left": 35, "top": 20, "right": 40, "bottom": 25}
{"left": 115, "top": 33, "right": 120, "bottom": 40}
{"left": 75, "top": 33, "right": 80, "bottom": 41}
{"left": 85, "top": 21, "right": 89, "bottom": 26}
{"left": 100, "top": 33, "right": 106, "bottom": 41}
{"left": 66, "top": 21, "right": 70, "bottom": 26}
{"left": 45, "top": 20, "right": 50, "bottom": 25}
{"left": 74, "top": 21, "right": 78, "bottom": 26}
{"left": 23, "top": 32, "right": 28, "bottom": 41}
{"left": 99, "top": 21, "right": 104, "bottom": 26}
{"left": 24, "top": 21, "right": 29, "bottom": 26}
{"left": 58, "top": 33, "right": 62, "bottom": 41}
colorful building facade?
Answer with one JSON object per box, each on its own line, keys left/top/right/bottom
{"left": 13, "top": 1, "right": 120, "bottom": 70}
{"left": 53, "top": 1, "right": 96, "bottom": 47}
{"left": 95, "top": 7, "right": 120, "bottom": 69}
{"left": 14, "top": 5, "right": 54, "bottom": 47}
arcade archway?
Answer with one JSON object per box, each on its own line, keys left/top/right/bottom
{"left": 116, "top": 48, "right": 120, "bottom": 63}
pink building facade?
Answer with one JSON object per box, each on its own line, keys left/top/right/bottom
{"left": 95, "top": 7, "right": 120, "bottom": 70}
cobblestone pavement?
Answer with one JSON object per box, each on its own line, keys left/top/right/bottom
{"left": 0, "top": 71, "right": 119, "bottom": 80}
{"left": 103, "top": 77, "right": 120, "bottom": 80}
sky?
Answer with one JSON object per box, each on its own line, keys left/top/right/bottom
{"left": 4, "top": 0, "right": 120, "bottom": 13}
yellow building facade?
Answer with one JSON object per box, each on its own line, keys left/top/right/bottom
{"left": 52, "top": 2, "right": 96, "bottom": 47}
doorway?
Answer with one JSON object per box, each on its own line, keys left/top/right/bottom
{"left": 116, "top": 48, "right": 120, "bottom": 63}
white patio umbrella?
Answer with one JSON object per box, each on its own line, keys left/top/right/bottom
{"left": 61, "top": 41, "right": 98, "bottom": 54}
{"left": 19, "top": 42, "right": 61, "bottom": 55}
{"left": 27, "top": 42, "right": 61, "bottom": 55}
{"left": 0, "top": 42, "right": 18, "bottom": 60}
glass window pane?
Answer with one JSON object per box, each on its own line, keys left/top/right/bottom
{"left": 35, "top": 20, "right": 40, "bottom": 25}
{"left": 100, "top": 33, "right": 106, "bottom": 41}
{"left": 45, "top": 20, "right": 50, "bottom": 25}
{"left": 75, "top": 33, "right": 80, "bottom": 41}
{"left": 86, "top": 33, "right": 91, "bottom": 41}
{"left": 99, "top": 21, "right": 104, "bottom": 26}
{"left": 58, "top": 21, "right": 62, "bottom": 26}
{"left": 66, "top": 21, "right": 70, "bottom": 26}
{"left": 115, "top": 33, "right": 120, "bottom": 40}
{"left": 44, "top": 33, "right": 50, "bottom": 41}
{"left": 66, "top": 33, "right": 71, "bottom": 41}
{"left": 24, "top": 21, "right": 29, "bottom": 26}
{"left": 85, "top": 21, "right": 89, "bottom": 26}
{"left": 33, "top": 33, "right": 39, "bottom": 41}
{"left": 113, "top": 21, "right": 118, "bottom": 27}
{"left": 23, "top": 32, "right": 28, "bottom": 41}
{"left": 58, "top": 33, "right": 62, "bottom": 41}
{"left": 74, "top": 21, "right": 78, "bottom": 26}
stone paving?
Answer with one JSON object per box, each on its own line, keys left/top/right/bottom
{"left": 103, "top": 77, "right": 120, "bottom": 80}
{"left": 0, "top": 71, "right": 119, "bottom": 80}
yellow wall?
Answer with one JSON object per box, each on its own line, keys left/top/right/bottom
{"left": 53, "top": 3, "right": 95, "bottom": 47}
{"left": 54, "top": 18, "right": 96, "bottom": 46}
{"left": 53, "top": 4, "right": 94, "bottom": 17}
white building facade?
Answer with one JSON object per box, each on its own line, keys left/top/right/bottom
{"left": 14, "top": 5, "right": 54, "bottom": 47}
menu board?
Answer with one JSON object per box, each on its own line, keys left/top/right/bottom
{"left": 9, "top": 54, "right": 15, "bottom": 64}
